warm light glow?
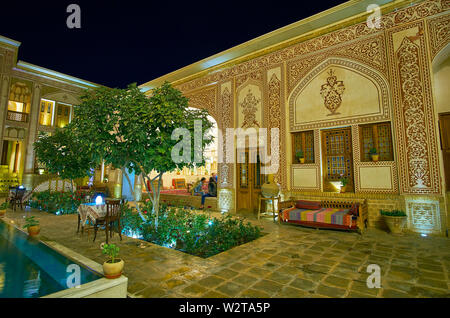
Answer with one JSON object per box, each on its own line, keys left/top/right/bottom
{"left": 329, "top": 181, "right": 342, "bottom": 192}
{"left": 95, "top": 195, "right": 103, "bottom": 205}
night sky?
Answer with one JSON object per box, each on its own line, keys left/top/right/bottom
{"left": 1, "top": 0, "right": 346, "bottom": 88}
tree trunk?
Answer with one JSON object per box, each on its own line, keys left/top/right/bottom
{"left": 141, "top": 172, "right": 163, "bottom": 229}
{"left": 122, "top": 166, "right": 146, "bottom": 222}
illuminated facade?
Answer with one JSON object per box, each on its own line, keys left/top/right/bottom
{"left": 0, "top": 35, "right": 98, "bottom": 192}
{"left": 140, "top": 0, "right": 450, "bottom": 236}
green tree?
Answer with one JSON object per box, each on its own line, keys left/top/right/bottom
{"left": 33, "top": 128, "right": 92, "bottom": 192}
{"left": 70, "top": 82, "right": 214, "bottom": 226}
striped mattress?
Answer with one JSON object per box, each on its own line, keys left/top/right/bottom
{"left": 281, "top": 206, "right": 353, "bottom": 227}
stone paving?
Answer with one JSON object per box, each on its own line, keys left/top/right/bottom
{"left": 3, "top": 207, "right": 450, "bottom": 298}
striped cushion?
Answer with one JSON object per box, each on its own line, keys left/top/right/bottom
{"left": 282, "top": 207, "right": 352, "bottom": 227}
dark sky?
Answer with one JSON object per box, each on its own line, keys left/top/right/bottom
{"left": 1, "top": 0, "right": 346, "bottom": 88}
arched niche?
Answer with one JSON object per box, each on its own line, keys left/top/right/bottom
{"left": 432, "top": 43, "right": 450, "bottom": 114}
{"left": 288, "top": 57, "right": 391, "bottom": 131}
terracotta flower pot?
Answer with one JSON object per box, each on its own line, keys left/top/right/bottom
{"left": 27, "top": 225, "right": 40, "bottom": 236}
{"left": 383, "top": 215, "right": 407, "bottom": 234}
{"left": 103, "top": 259, "right": 124, "bottom": 279}
{"left": 371, "top": 154, "right": 379, "bottom": 162}
{"left": 0, "top": 209, "right": 6, "bottom": 217}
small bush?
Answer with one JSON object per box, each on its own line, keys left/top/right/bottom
{"left": 380, "top": 209, "right": 407, "bottom": 217}
{"left": 29, "top": 190, "right": 93, "bottom": 214}
{"left": 121, "top": 205, "right": 262, "bottom": 258}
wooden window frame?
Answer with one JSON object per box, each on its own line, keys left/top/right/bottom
{"left": 359, "top": 122, "right": 394, "bottom": 162}
{"left": 292, "top": 130, "right": 315, "bottom": 164}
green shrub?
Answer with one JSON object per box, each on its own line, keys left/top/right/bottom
{"left": 23, "top": 216, "right": 39, "bottom": 228}
{"left": 380, "top": 209, "right": 407, "bottom": 217}
{"left": 138, "top": 206, "right": 262, "bottom": 258}
{"left": 28, "top": 189, "right": 93, "bottom": 215}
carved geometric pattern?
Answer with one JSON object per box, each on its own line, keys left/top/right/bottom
{"left": 266, "top": 71, "right": 286, "bottom": 189}
{"left": 289, "top": 58, "right": 391, "bottom": 131}
{"left": 427, "top": 13, "right": 450, "bottom": 60}
{"left": 406, "top": 198, "right": 441, "bottom": 234}
{"left": 178, "top": 0, "right": 447, "bottom": 93}
{"left": 240, "top": 89, "right": 261, "bottom": 128}
{"left": 185, "top": 86, "right": 217, "bottom": 118}
{"left": 388, "top": 21, "right": 441, "bottom": 194}
{"left": 218, "top": 85, "right": 233, "bottom": 189}
{"left": 320, "top": 69, "right": 345, "bottom": 115}
{"left": 287, "top": 34, "right": 387, "bottom": 93}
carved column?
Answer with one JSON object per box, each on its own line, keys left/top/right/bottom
{"left": 0, "top": 75, "right": 10, "bottom": 160}
{"left": 217, "top": 82, "right": 235, "bottom": 213}
{"left": 24, "top": 83, "right": 41, "bottom": 174}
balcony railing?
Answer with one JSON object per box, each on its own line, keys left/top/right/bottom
{"left": 7, "top": 110, "right": 28, "bottom": 123}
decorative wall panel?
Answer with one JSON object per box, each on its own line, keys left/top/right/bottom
{"left": 388, "top": 22, "right": 441, "bottom": 194}
{"left": 406, "top": 198, "right": 441, "bottom": 234}
{"left": 289, "top": 58, "right": 391, "bottom": 131}
{"left": 266, "top": 66, "right": 287, "bottom": 189}
{"left": 426, "top": 13, "right": 450, "bottom": 60}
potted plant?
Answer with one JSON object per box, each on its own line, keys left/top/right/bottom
{"left": 369, "top": 147, "right": 379, "bottom": 162}
{"left": 101, "top": 243, "right": 124, "bottom": 279}
{"left": 23, "top": 216, "right": 40, "bottom": 236}
{"left": 295, "top": 150, "right": 305, "bottom": 164}
{"left": 380, "top": 209, "right": 407, "bottom": 234}
{"left": 0, "top": 201, "right": 8, "bottom": 217}
{"left": 339, "top": 174, "right": 349, "bottom": 193}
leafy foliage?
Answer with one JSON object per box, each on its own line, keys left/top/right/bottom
{"left": 102, "top": 243, "right": 120, "bottom": 263}
{"left": 33, "top": 128, "right": 93, "bottom": 191}
{"left": 28, "top": 190, "right": 93, "bottom": 214}
{"left": 0, "top": 201, "right": 9, "bottom": 210}
{"left": 369, "top": 147, "right": 378, "bottom": 155}
{"left": 23, "top": 216, "right": 39, "bottom": 228}
{"left": 69, "top": 82, "right": 214, "bottom": 226}
{"left": 380, "top": 209, "right": 407, "bottom": 217}
{"left": 122, "top": 205, "right": 262, "bottom": 258}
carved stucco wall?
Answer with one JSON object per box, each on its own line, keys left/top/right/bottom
{"left": 175, "top": 0, "right": 449, "bottom": 232}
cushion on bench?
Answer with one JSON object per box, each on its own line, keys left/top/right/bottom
{"left": 281, "top": 207, "right": 353, "bottom": 227}
{"left": 295, "top": 200, "right": 321, "bottom": 210}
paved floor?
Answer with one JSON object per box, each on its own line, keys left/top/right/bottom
{"left": 3, "top": 207, "right": 450, "bottom": 298}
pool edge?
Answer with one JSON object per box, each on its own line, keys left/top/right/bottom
{"left": 0, "top": 216, "right": 129, "bottom": 298}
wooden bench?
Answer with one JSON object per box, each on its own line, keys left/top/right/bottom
{"left": 279, "top": 198, "right": 368, "bottom": 234}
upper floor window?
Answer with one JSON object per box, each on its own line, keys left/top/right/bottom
{"left": 39, "top": 99, "right": 55, "bottom": 126}
{"left": 359, "top": 122, "right": 394, "bottom": 162}
{"left": 55, "top": 103, "right": 71, "bottom": 128}
{"left": 292, "top": 130, "right": 315, "bottom": 163}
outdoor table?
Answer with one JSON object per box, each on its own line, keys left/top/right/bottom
{"left": 77, "top": 202, "right": 107, "bottom": 233}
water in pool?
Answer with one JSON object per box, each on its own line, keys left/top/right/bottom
{"left": 0, "top": 221, "right": 101, "bottom": 298}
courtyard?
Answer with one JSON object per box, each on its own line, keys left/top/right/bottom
{"left": 3, "top": 207, "right": 449, "bottom": 298}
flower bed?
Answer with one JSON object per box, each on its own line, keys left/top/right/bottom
{"left": 28, "top": 190, "right": 93, "bottom": 215}
{"left": 122, "top": 204, "right": 262, "bottom": 258}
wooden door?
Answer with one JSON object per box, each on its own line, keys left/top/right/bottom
{"left": 439, "top": 113, "right": 450, "bottom": 191}
{"left": 322, "top": 127, "right": 354, "bottom": 192}
{"left": 236, "top": 148, "right": 265, "bottom": 214}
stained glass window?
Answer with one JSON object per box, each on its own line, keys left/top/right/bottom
{"left": 359, "top": 122, "right": 393, "bottom": 161}
{"left": 292, "top": 130, "right": 314, "bottom": 163}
